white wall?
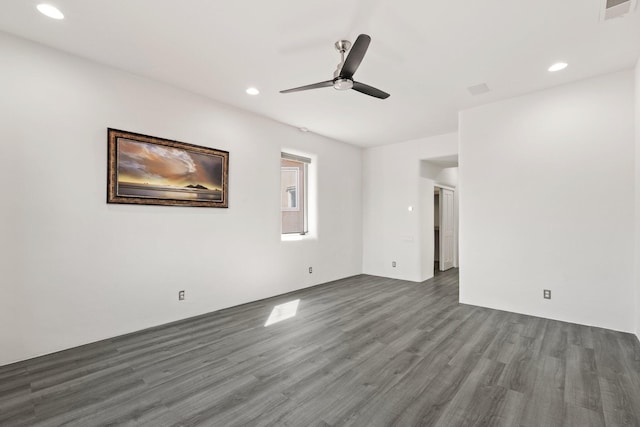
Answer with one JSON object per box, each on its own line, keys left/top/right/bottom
{"left": 435, "top": 168, "right": 459, "bottom": 188}
{"left": 0, "top": 33, "right": 363, "bottom": 366}
{"left": 635, "top": 58, "right": 640, "bottom": 340}
{"left": 460, "top": 70, "right": 635, "bottom": 332}
{"left": 362, "top": 133, "right": 458, "bottom": 282}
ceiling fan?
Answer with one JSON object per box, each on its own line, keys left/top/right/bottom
{"left": 280, "top": 34, "right": 390, "bottom": 100}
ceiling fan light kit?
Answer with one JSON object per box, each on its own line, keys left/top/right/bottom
{"left": 280, "top": 34, "right": 390, "bottom": 99}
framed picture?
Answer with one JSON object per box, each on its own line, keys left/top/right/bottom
{"left": 107, "top": 128, "right": 229, "bottom": 208}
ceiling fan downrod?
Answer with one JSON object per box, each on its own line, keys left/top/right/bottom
{"left": 333, "top": 40, "right": 353, "bottom": 89}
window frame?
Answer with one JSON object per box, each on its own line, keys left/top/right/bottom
{"left": 280, "top": 152, "right": 311, "bottom": 235}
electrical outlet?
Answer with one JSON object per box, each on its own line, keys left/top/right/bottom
{"left": 178, "top": 290, "right": 185, "bottom": 301}
{"left": 309, "top": 267, "right": 312, "bottom": 274}
{"left": 392, "top": 261, "right": 397, "bottom": 268}
{"left": 543, "top": 289, "right": 551, "bottom": 300}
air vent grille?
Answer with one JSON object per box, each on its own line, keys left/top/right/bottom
{"left": 467, "top": 83, "right": 490, "bottom": 96}
{"left": 607, "top": 0, "right": 629, "bottom": 8}
{"left": 601, "top": 0, "right": 637, "bottom": 20}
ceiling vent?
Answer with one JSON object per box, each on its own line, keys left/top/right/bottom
{"left": 601, "top": 0, "right": 637, "bottom": 20}
{"left": 467, "top": 83, "right": 490, "bottom": 96}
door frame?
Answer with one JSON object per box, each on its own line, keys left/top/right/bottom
{"left": 435, "top": 184, "right": 456, "bottom": 271}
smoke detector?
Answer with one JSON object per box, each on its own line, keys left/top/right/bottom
{"left": 600, "top": 0, "right": 637, "bottom": 20}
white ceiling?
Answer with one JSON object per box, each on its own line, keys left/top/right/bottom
{"left": 1, "top": 0, "right": 639, "bottom": 147}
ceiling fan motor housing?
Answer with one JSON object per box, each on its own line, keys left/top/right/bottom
{"left": 333, "top": 78, "right": 353, "bottom": 91}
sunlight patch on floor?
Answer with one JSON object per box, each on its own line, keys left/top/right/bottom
{"left": 264, "top": 299, "right": 300, "bottom": 327}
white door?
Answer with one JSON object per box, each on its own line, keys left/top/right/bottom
{"left": 439, "top": 188, "right": 454, "bottom": 271}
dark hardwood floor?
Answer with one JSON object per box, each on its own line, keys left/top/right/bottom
{"left": 1, "top": 269, "right": 639, "bottom": 426}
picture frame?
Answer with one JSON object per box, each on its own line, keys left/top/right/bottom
{"left": 107, "top": 128, "right": 229, "bottom": 208}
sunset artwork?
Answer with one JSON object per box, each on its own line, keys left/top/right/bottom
{"left": 107, "top": 129, "right": 229, "bottom": 208}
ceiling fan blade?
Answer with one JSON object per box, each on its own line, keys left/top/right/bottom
{"left": 352, "top": 81, "right": 390, "bottom": 99}
{"left": 280, "top": 80, "right": 334, "bottom": 93}
{"left": 340, "top": 34, "right": 371, "bottom": 79}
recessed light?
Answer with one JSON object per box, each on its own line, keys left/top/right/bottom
{"left": 298, "top": 127, "right": 309, "bottom": 133}
{"left": 37, "top": 4, "right": 64, "bottom": 20}
{"left": 548, "top": 62, "right": 568, "bottom": 72}
{"left": 246, "top": 87, "right": 260, "bottom": 95}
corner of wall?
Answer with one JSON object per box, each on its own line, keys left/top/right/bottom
{"left": 635, "top": 57, "right": 640, "bottom": 341}
{"left": 362, "top": 133, "right": 458, "bottom": 282}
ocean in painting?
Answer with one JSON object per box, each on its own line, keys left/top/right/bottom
{"left": 118, "top": 183, "right": 222, "bottom": 201}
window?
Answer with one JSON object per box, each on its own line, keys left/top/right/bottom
{"left": 281, "top": 152, "right": 310, "bottom": 234}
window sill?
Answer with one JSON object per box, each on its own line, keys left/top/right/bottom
{"left": 281, "top": 233, "right": 315, "bottom": 242}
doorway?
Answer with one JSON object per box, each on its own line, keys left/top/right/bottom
{"left": 434, "top": 186, "right": 455, "bottom": 273}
